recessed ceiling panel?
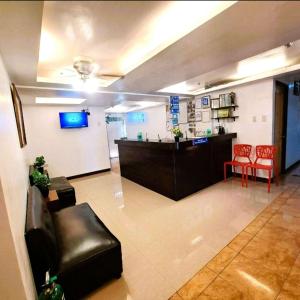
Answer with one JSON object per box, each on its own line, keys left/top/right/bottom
{"left": 37, "top": 1, "right": 235, "bottom": 87}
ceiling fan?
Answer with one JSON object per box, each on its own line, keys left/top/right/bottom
{"left": 59, "top": 56, "right": 124, "bottom": 90}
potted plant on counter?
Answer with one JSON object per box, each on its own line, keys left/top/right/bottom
{"left": 172, "top": 127, "right": 183, "bottom": 142}
{"left": 32, "top": 170, "right": 50, "bottom": 197}
{"left": 34, "top": 156, "right": 46, "bottom": 173}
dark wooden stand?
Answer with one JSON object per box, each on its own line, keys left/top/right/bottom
{"left": 115, "top": 133, "right": 236, "bottom": 200}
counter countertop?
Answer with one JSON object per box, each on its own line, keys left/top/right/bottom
{"left": 115, "top": 133, "right": 237, "bottom": 150}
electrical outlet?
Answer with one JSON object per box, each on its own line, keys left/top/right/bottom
{"left": 262, "top": 115, "right": 267, "bottom": 122}
{"left": 252, "top": 116, "right": 257, "bottom": 122}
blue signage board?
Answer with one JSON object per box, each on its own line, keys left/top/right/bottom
{"left": 192, "top": 137, "right": 208, "bottom": 145}
{"left": 170, "top": 96, "right": 180, "bottom": 113}
{"left": 170, "top": 95, "right": 179, "bottom": 104}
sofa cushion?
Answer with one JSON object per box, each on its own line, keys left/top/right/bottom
{"left": 50, "top": 176, "right": 73, "bottom": 193}
{"left": 25, "top": 186, "right": 58, "bottom": 290}
{"left": 52, "top": 203, "right": 120, "bottom": 273}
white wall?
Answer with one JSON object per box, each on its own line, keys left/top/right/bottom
{"left": 23, "top": 106, "right": 111, "bottom": 177}
{"left": 285, "top": 85, "right": 300, "bottom": 168}
{"left": 195, "top": 79, "right": 275, "bottom": 177}
{"left": 0, "top": 55, "right": 35, "bottom": 299}
{"left": 125, "top": 105, "right": 170, "bottom": 140}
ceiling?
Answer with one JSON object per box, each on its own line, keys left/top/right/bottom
{"left": 1, "top": 1, "right": 300, "bottom": 107}
{"left": 159, "top": 40, "right": 300, "bottom": 95}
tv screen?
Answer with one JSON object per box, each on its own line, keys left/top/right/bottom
{"left": 127, "top": 112, "right": 146, "bottom": 123}
{"left": 59, "top": 112, "right": 88, "bottom": 128}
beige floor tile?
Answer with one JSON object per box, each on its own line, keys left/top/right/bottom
{"left": 240, "top": 237, "right": 298, "bottom": 279}
{"left": 206, "top": 246, "right": 237, "bottom": 274}
{"left": 198, "top": 277, "right": 244, "bottom": 299}
{"left": 177, "top": 267, "right": 217, "bottom": 300}
{"left": 220, "top": 254, "right": 284, "bottom": 299}
{"left": 227, "top": 231, "right": 253, "bottom": 252}
{"left": 69, "top": 163, "right": 286, "bottom": 299}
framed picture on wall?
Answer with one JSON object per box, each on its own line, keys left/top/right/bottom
{"left": 211, "top": 99, "right": 220, "bottom": 109}
{"left": 219, "top": 94, "right": 226, "bottom": 107}
{"left": 11, "top": 83, "right": 27, "bottom": 148}
{"left": 201, "top": 96, "right": 210, "bottom": 108}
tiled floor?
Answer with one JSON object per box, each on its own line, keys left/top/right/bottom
{"left": 170, "top": 176, "right": 300, "bottom": 300}
{"left": 68, "top": 159, "right": 293, "bottom": 300}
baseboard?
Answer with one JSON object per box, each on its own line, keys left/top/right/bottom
{"left": 67, "top": 168, "right": 111, "bottom": 180}
{"left": 230, "top": 173, "right": 275, "bottom": 183}
{"left": 285, "top": 160, "right": 300, "bottom": 174}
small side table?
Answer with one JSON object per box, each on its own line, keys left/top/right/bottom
{"left": 46, "top": 190, "right": 60, "bottom": 212}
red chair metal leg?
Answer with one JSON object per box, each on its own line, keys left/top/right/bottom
{"left": 241, "top": 166, "right": 244, "bottom": 187}
{"left": 268, "top": 170, "right": 271, "bottom": 193}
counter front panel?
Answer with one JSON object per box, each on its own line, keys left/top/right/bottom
{"left": 115, "top": 133, "right": 236, "bottom": 200}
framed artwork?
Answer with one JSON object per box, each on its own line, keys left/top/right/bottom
{"left": 201, "top": 96, "right": 210, "bottom": 108}
{"left": 219, "top": 94, "right": 226, "bottom": 107}
{"left": 211, "top": 99, "right": 220, "bottom": 109}
{"left": 195, "top": 111, "right": 202, "bottom": 121}
{"left": 224, "top": 94, "right": 232, "bottom": 106}
{"left": 11, "top": 83, "right": 27, "bottom": 148}
{"left": 217, "top": 109, "right": 229, "bottom": 118}
{"left": 195, "top": 97, "right": 202, "bottom": 109}
{"left": 202, "top": 110, "right": 211, "bottom": 122}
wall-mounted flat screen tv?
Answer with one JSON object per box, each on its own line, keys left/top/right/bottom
{"left": 59, "top": 112, "right": 88, "bottom": 128}
{"left": 127, "top": 112, "right": 147, "bottom": 123}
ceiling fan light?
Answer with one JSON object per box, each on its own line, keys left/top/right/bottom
{"left": 72, "top": 77, "right": 98, "bottom": 93}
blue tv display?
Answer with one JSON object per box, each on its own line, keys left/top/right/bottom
{"left": 127, "top": 112, "right": 146, "bottom": 123}
{"left": 59, "top": 112, "right": 88, "bottom": 128}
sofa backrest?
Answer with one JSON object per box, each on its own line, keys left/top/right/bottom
{"left": 25, "top": 186, "right": 57, "bottom": 292}
{"left": 29, "top": 165, "right": 35, "bottom": 186}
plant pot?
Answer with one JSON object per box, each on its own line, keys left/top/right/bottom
{"left": 37, "top": 166, "right": 44, "bottom": 174}
{"left": 174, "top": 136, "right": 180, "bottom": 142}
{"left": 39, "top": 187, "right": 49, "bottom": 197}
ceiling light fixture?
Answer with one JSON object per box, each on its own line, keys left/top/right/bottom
{"left": 35, "top": 97, "right": 86, "bottom": 105}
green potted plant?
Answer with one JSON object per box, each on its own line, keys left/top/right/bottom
{"left": 34, "top": 156, "right": 46, "bottom": 173}
{"left": 32, "top": 170, "right": 50, "bottom": 197}
{"left": 172, "top": 127, "right": 183, "bottom": 142}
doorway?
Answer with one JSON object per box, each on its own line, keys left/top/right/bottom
{"left": 105, "top": 113, "right": 126, "bottom": 158}
{"left": 274, "top": 81, "right": 288, "bottom": 174}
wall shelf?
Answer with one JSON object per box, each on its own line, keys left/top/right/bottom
{"left": 211, "top": 105, "right": 238, "bottom": 111}
{"left": 212, "top": 116, "right": 239, "bottom": 122}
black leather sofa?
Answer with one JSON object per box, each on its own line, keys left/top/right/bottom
{"left": 29, "top": 165, "right": 76, "bottom": 210}
{"left": 25, "top": 186, "right": 123, "bottom": 299}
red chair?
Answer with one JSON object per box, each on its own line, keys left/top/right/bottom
{"left": 224, "top": 144, "right": 252, "bottom": 186}
{"left": 245, "top": 145, "right": 279, "bottom": 193}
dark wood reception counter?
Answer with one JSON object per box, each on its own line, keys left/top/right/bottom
{"left": 115, "top": 133, "right": 237, "bottom": 200}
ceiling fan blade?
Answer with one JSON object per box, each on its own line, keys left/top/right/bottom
{"left": 59, "top": 67, "right": 78, "bottom": 78}
{"left": 95, "top": 73, "right": 124, "bottom": 80}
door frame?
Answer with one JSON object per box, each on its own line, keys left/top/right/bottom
{"left": 274, "top": 81, "right": 289, "bottom": 174}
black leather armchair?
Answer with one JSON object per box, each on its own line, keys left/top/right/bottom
{"left": 25, "top": 186, "right": 123, "bottom": 299}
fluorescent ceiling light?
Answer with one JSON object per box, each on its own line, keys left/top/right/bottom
{"left": 35, "top": 97, "right": 86, "bottom": 104}
{"left": 105, "top": 101, "right": 165, "bottom": 113}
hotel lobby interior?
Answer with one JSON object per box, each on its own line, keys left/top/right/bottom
{"left": 1, "top": 1, "right": 300, "bottom": 300}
